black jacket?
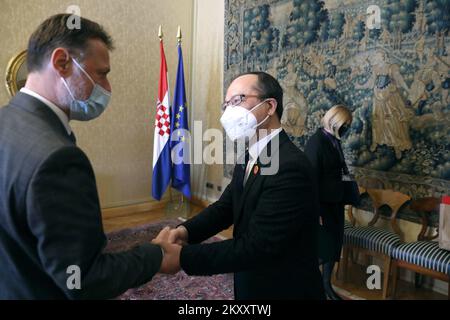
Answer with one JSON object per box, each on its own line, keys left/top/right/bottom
{"left": 180, "top": 130, "right": 325, "bottom": 300}
{"left": 304, "top": 128, "right": 346, "bottom": 203}
{"left": 0, "top": 93, "right": 162, "bottom": 299}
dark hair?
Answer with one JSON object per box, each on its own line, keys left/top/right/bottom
{"left": 236, "top": 71, "right": 283, "bottom": 120}
{"left": 27, "top": 14, "right": 114, "bottom": 72}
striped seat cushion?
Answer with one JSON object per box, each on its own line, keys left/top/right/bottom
{"left": 392, "top": 241, "right": 450, "bottom": 275}
{"left": 344, "top": 220, "right": 353, "bottom": 229}
{"left": 344, "top": 226, "right": 401, "bottom": 255}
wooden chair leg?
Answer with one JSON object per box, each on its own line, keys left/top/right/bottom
{"left": 335, "top": 248, "right": 343, "bottom": 282}
{"left": 382, "top": 256, "right": 392, "bottom": 299}
{"left": 341, "top": 245, "right": 350, "bottom": 283}
{"left": 447, "top": 281, "right": 449, "bottom": 300}
{"left": 414, "top": 273, "right": 423, "bottom": 288}
{"left": 334, "top": 260, "right": 340, "bottom": 283}
{"left": 391, "top": 261, "right": 398, "bottom": 300}
{"left": 364, "top": 251, "right": 371, "bottom": 267}
{"left": 350, "top": 247, "right": 357, "bottom": 265}
{"left": 335, "top": 261, "right": 340, "bottom": 281}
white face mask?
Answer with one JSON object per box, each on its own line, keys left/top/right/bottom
{"left": 61, "top": 58, "right": 111, "bottom": 121}
{"left": 220, "top": 99, "right": 269, "bottom": 141}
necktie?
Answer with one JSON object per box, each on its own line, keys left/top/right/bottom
{"left": 244, "top": 150, "right": 250, "bottom": 168}
{"left": 244, "top": 152, "right": 254, "bottom": 186}
{"left": 235, "top": 150, "right": 249, "bottom": 189}
{"left": 68, "top": 132, "right": 77, "bottom": 144}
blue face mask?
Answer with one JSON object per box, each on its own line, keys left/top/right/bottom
{"left": 61, "top": 58, "right": 111, "bottom": 121}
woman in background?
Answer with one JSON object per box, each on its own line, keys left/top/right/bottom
{"left": 304, "top": 105, "right": 353, "bottom": 300}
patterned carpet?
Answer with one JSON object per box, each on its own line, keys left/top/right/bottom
{"left": 105, "top": 218, "right": 234, "bottom": 300}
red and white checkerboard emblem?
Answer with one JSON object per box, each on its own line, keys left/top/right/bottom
{"left": 155, "top": 101, "right": 170, "bottom": 137}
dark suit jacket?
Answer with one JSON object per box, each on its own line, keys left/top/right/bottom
{"left": 180, "top": 130, "right": 325, "bottom": 300}
{"left": 0, "top": 93, "right": 162, "bottom": 299}
{"left": 304, "top": 128, "right": 346, "bottom": 204}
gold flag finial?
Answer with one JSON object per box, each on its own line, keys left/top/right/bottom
{"left": 158, "top": 25, "right": 163, "bottom": 41}
{"left": 177, "top": 26, "right": 182, "bottom": 43}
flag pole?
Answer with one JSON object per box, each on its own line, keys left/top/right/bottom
{"left": 177, "top": 25, "right": 182, "bottom": 44}
{"left": 158, "top": 24, "right": 163, "bottom": 41}
{"left": 177, "top": 25, "right": 184, "bottom": 207}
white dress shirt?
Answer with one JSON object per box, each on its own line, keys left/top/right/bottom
{"left": 20, "top": 88, "right": 72, "bottom": 135}
{"left": 244, "top": 127, "right": 282, "bottom": 185}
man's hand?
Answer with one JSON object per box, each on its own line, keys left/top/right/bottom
{"left": 168, "top": 226, "right": 189, "bottom": 245}
{"left": 152, "top": 227, "right": 182, "bottom": 274}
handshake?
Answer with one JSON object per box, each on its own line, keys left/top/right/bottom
{"left": 151, "top": 225, "right": 189, "bottom": 274}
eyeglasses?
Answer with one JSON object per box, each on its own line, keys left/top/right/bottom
{"left": 221, "top": 94, "right": 263, "bottom": 111}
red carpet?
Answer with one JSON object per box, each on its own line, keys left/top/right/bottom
{"left": 105, "top": 218, "right": 360, "bottom": 300}
{"left": 105, "top": 219, "right": 233, "bottom": 300}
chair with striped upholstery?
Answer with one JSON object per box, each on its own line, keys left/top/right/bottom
{"left": 342, "top": 189, "right": 411, "bottom": 299}
{"left": 387, "top": 197, "right": 450, "bottom": 299}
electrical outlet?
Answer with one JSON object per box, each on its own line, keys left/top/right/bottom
{"left": 206, "top": 182, "right": 214, "bottom": 189}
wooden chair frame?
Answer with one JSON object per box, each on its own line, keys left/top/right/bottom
{"left": 339, "top": 189, "right": 411, "bottom": 299}
{"left": 386, "top": 197, "right": 449, "bottom": 300}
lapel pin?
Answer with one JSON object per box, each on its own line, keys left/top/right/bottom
{"left": 253, "top": 165, "right": 259, "bottom": 175}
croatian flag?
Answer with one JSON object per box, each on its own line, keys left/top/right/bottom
{"left": 152, "top": 40, "right": 172, "bottom": 201}
{"left": 170, "top": 43, "right": 191, "bottom": 198}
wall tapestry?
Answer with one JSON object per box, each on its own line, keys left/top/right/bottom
{"left": 224, "top": 0, "right": 449, "bottom": 224}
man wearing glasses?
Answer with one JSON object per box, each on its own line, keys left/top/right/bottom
{"left": 154, "top": 72, "right": 325, "bottom": 300}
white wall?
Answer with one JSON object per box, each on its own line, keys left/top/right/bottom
{"left": 190, "top": 0, "right": 225, "bottom": 202}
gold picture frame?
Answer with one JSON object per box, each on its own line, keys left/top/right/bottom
{"left": 5, "top": 50, "right": 27, "bottom": 97}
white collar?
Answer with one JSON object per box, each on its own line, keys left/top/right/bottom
{"left": 248, "top": 128, "right": 282, "bottom": 161}
{"left": 20, "top": 88, "right": 72, "bottom": 135}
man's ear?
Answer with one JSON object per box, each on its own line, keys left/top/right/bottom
{"left": 51, "top": 48, "right": 72, "bottom": 78}
{"left": 266, "top": 99, "right": 278, "bottom": 116}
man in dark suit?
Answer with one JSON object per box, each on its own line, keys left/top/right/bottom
{"left": 0, "top": 14, "right": 177, "bottom": 299}
{"left": 156, "top": 72, "right": 325, "bottom": 299}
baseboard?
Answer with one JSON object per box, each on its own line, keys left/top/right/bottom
{"left": 102, "top": 199, "right": 169, "bottom": 219}
{"left": 190, "top": 193, "right": 214, "bottom": 208}
{"left": 102, "top": 193, "right": 207, "bottom": 221}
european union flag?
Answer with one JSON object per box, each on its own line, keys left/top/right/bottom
{"left": 170, "top": 43, "right": 191, "bottom": 198}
